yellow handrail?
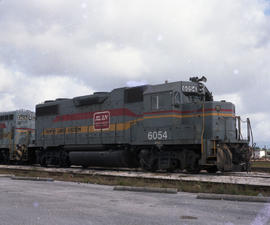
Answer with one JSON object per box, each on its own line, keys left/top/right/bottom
{"left": 201, "top": 103, "right": 205, "bottom": 155}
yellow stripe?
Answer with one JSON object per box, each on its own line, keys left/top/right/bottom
{"left": 1, "top": 132, "right": 11, "bottom": 138}
{"left": 42, "top": 113, "right": 234, "bottom": 135}
{"left": 143, "top": 113, "right": 233, "bottom": 120}
{"left": 16, "top": 130, "right": 28, "bottom": 133}
{"left": 16, "top": 129, "right": 35, "bottom": 133}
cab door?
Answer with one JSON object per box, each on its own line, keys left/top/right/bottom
{"left": 143, "top": 91, "right": 173, "bottom": 143}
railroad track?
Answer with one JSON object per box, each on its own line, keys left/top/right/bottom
{"left": 0, "top": 164, "right": 269, "bottom": 186}
{"left": 0, "top": 164, "right": 270, "bottom": 179}
{"left": 72, "top": 165, "right": 270, "bottom": 180}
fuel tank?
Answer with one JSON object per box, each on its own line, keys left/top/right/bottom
{"left": 69, "top": 150, "right": 139, "bottom": 168}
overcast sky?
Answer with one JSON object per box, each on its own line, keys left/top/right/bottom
{"left": 0, "top": 0, "right": 269, "bottom": 146}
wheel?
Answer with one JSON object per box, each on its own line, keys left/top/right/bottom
{"left": 185, "top": 151, "right": 200, "bottom": 174}
{"left": 217, "top": 145, "right": 232, "bottom": 172}
{"left": 59, "top": 150, "right": 70, "bottom": 168}
{"left": 186, "top": 168, "right": 201, "bottom": 174}
{"left": 40, "top": 153, "right": 47, "bottom": 167}
{"left": 140, "top": 157, "right": 158, "bottom": 172}
{"left": 149, "top": 159, "right": 158, "bottom": 172}
{"left": 139, "top": 149, "right": 156, "bottom": 171}
{"left": 82, "top": 165, "right": 88, "bottom": 169}
{"left": 166, "top": 168, "right": 175, "bottom": 173}
{"left": 166, "top": 160, "right": 179, "bottom": 173}
{"left": 206, "top": 166, "right": 218, "bottom": 173}
{"left": 0, "top": 150, "right": 9, "bottom": 164}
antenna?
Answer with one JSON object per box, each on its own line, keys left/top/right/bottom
{"left": 190, "top": 76, "right": 207, "bottom": 83}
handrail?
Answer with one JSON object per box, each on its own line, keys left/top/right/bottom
{"left": 201, "top": 103, "right": 205, "bottom": 155}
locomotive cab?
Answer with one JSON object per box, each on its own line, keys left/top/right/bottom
{"left": 140, "top": 77, "right": 251, "bottom": 172}
{"left": 179, "top": 77, "right": 251, "bottom": 172}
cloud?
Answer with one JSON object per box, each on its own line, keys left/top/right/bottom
{"left": 214, "top": 93, "right": 243, "bottom": 113}
{"left": 0, "top": 64, "right": 92, "bottom": 111}
{"left": 0, "top": 0, "right": 270, "bottom": 144}
{"left": 126, "top": 80, "right": 148, "bottom": 87}
{"left": 0, "top": 94, "right": 16, "bottom": 111}
{"left": 246, "top": 112, "right": 270, "bottom": 146}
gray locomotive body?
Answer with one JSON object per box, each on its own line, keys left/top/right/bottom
{"left": 35, "top": 78, "right": 251, "bottom": 172}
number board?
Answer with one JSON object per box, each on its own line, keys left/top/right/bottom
{"left": 147, "top": 130, "right": 168, "bottom": 141}
{"left": 17, "top": 114, "right": 33, "bottom": 121}
{"left": 182, "top": 85, "right": 198, "bottom": 93}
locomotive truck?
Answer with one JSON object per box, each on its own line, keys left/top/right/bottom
{"left": 0, "top": 77, "right": 252, "bottom": 173}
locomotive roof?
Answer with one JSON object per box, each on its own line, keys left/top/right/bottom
{"left": 143, "top": 81, "right": 182, "bottom": 94}
{"left": 38, "top": 78, "right": 211, "bottom": 106}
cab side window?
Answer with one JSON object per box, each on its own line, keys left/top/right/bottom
{"left": 0, "top": 128, "right": 3, "bottom": 139}
{"left": 151, "top": 95, "right": 158, "bottom": 110}
{"left": 151, "top": 92, "right": 172, "bottom": 111}
{"left": 174, "top": 92, "right": 181, "bottom": 107}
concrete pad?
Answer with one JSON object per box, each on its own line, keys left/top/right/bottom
{"left": 197, "top": 193, "right": 270, "bottom": 203}
{"left": 11, "top": 176, "right": 54, "bottom": 182}
{"left": 113, "top": 186, "right": 178, "bottom": 194}
{"left": 0, "top": 174, "right": 14, "bottom": 178}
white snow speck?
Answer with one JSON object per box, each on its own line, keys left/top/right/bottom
{"left": 33, "top": 202, "right": 39, "bottom": 208}
{"left": 81, "top": 3, "right": 87, "bottom": 9}
{"left": 251, "top": 204, "right": 270, "bottom": 225}
{"left": 126, "top": 80, "right": 147, "bottom": 87}
{"left": 157, "top": 34, "right": 163, "bottom": 41}
{"left": 233, "top": 69, "right": 239, "bottom": 74}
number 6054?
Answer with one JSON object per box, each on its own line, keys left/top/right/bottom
{"left": 147, "top": 131, "right": 168, "bottom": 140}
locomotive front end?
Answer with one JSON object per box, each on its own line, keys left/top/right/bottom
{"left": 176, "top": 77, "right": 252, "bottom": 172}
{"left": 185, "top": 78, "right": 252, "bottom": 172}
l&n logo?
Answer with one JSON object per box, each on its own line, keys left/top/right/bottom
{"left": 93, "top": 111, "right": 110, "bottom": 130}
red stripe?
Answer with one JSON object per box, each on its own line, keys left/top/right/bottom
{"left": 16, "top": 128, "right": 35, "bottom": 131}
{"left": 53, "top": 108, "right": 142, "bottom": 122}
{"left": 53, "top": 108, "right": 233, "bottom": 123}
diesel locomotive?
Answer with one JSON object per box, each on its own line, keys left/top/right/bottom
{"left": 0, "top": 77, "right": 252, "bottom": 173}
{"left": 0, "top": 110, "right": 35, "bottom": 164}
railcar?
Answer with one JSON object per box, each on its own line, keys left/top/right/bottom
{"left": 0, "top": 110, "right": 36, "bottom": 164}
{"left": 35, "top": 77, "right": 252, "bottom": 172}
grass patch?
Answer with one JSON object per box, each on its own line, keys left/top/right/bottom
{"left": 251, "top": 161, "right": 270, "bottom": 168}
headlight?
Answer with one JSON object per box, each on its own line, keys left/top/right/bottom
{"left": 215, "top": 105, "right": 221, "bottom": 112}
